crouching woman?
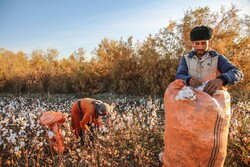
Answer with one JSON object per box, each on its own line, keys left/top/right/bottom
{"left": 71, "top": 98, "right": 110, "bottom": 144}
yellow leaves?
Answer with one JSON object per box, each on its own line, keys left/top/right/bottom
{"left": 0, "top": 5, "right": 249, "bottom": 95}
{"left": 167, "top": 20, "right": 176, "bottom": 32}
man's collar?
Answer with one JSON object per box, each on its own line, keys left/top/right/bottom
{"left": 188, "top": 50, "right": 219, "bottom": 58}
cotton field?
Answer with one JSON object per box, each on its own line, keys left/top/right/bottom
{"left": 0, "top": 94, "right": 249, "bottom": 166}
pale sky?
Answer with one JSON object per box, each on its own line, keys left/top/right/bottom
{"left": 0, "top": 0, "right": 249, "bottom": 59}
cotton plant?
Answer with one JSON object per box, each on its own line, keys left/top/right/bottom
{"left": 229, "top": 101, "right": 250, "bottom": 141}
{"left": 0, "top": 94, "right": 247, "bottom": 166}
{"left": 110, "top": 97, "right": 161, "bottom": 133}
{"left": 0, "top": 97, "right": 50, "bottom": 157}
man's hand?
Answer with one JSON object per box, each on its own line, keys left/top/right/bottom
{"left": 203, "top": 78, "right": 223, "bottom": 95}
{"left": 189, "top": 77, "right": 202, "bottom": 87}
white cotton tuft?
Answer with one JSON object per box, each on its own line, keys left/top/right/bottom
{"left": 158, "top": 151, "right": 163, "bottom": 162}
{"left": 61, "top": 130, "right": 65, "bottom": 137}
{"left": 20, "top": 141, "right": 25, "bottom": 147}
{"left": 175, "top": 81, "right": 214, "bottom": 101}
{"left": 47, "top": 131, "right": 54, "bottom": 139}
{"left": 14, "top": 146, "right": 20, "bottom": 152}
{"left": 175, "top": 86, "right": 196, "bottom": 101}
{"left": 195, "top": 81, "right": 209, "bottom": 91}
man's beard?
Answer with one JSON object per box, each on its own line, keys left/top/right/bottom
{"left": 196, "top": 49, "right": 208, "bottom": 56}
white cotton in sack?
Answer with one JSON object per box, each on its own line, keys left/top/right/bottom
{"left": 195, "top": 81, "right": 209, "bottom": 91}
{"left": 195, "top": 81, "right": 222, "bottom": 95}
{"left": 175, "top": 86, "right": 196, "bottom": 101}
{"left": 175, "top": 81, "right": 209, "bottom": 101}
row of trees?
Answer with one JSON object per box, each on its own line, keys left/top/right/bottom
{"left": 0, "top": 5, "right": 249, "bottom": 96}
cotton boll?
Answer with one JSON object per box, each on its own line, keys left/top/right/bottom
{"left": 39, "top": 142, "right": 43, "bottom": 147}
{"left": 76, "top": 148, "right": 81, "bottom": 153}
{"left": 14, "top": 146, "right": 20, "bottom": 152}
{"left": 175, "top": 86, "right": 196, "bottom": 101}
{"left": 7, "top": 133, "right": 17, "bottom": 144}
{"left": 18, "top": 130, "right": 26, "bottom": 136}
{"left": 158, "top": 151, "right": 163, "bottom": 162}
{"left": 30, "top": 123, "right": 36, "bottom": 129}
{"left": 2, "top": 129, "right": 8, "bottom": 137}
{"left": 20, "top": 141, "right": 25, "bottom": 147}
{"left": 47, "top": 131, "right": 54, "bottom": 139}
{"left": 195, "top": 81, "right": 209, "bottom": 91}
{"left": 0, "top": 138, "right": 4, "bottom": 146}
{"left": 100, "top": 126, "right": 109, "bottom": 133}
{"left": 152, "top": 110, "right": 157, "bottom": 118}
{"left": 61, "top": 130, "right": 65, "bottom": 137}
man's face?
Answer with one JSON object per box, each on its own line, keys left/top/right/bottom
{"left": 191, "top": 40, "right": 210, "bottom": 57}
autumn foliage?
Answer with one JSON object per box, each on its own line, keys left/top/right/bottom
{"left": 0, "top": 5, "right": 249, "bottom": 97}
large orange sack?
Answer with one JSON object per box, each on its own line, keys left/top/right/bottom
{"left": 39, "top": 111, "right": 65, "bottom": 154}
{"left": 162, "top": 80, "right": 231, "bottom": 167}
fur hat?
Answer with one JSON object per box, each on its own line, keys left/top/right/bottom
{"left": 190, "top": 26, "right": 213, "bottom": 41}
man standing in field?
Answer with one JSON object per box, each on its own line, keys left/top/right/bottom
{"left": 71, "top": 98, "right": 110, "bottom": 144}
{"left": 162, "top": 25, "right": 243, "bottom": 166}
{"left": 176, "top": 25, "right": 243, "bottom": 93}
